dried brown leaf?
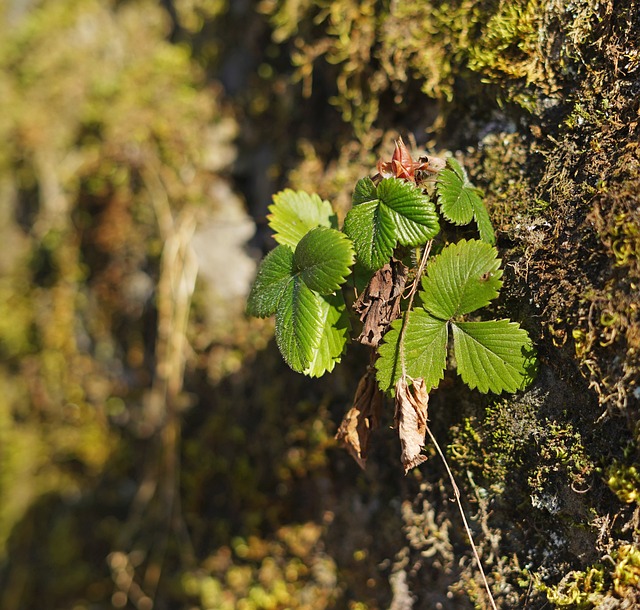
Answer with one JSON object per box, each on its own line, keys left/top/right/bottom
{"left": 335, "top": 367, "right": 383, "bottom": 469}
{"left": 354, "top": 259, "right": 408, "bottom": 347}
{"left": 394, "top": 377, "right": 429, "bottom": 475}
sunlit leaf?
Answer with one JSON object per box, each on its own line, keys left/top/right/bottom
{"left": 304, "top": 292, "right": 350, "bottom": 377}
{"left": 344, "top": 177, "right": 439, "bottom": 271}
{"left": 294, "top": 226, "right": 355, "bottom": 294}
{"left": 452, "top": 320, "right": 534, "bottom": 393}
{"left": 268, "top": 189, "right": 336, "bottom": 248}
{"left": 436, "top": 158, "right": 495, "bottom": 244}
{"left": 376, "top": 178, "right": 440, "bottom": 246}
{"left": 275, "top": 277, "right": 323, "bottom": 372}
{"left": 420, "top": 239, "right": 503, "bottom": 320}
{"left": 246, "top": 245, "right": 295, "bottom": 317}
{"left": 343, "top": 197, "right": 396, "bottom": 271}
{"left": 376, "top": 309, "right": 448, "bottom": 393}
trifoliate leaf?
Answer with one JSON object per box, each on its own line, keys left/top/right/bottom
{"left": 246, "top": 245, "right": 295, "bottom": 317}
{"left": 294, "top": 226, "right": 355, "bottom": 294}
{"left": 275, "top": 277, "right": 323, "bottom": 372}
{"left": 268, "top": 190, "right": 336, "bottom": 249}
{"left": 304, "top": 292, "right": 350, "bottom": 377}
{"left": 436, "top": 158, "right": 495, "bottom": 245}
{"left": 452, "top": 320, "right": 533, "bottom": 393}
{"left": 344, "top": 177, "right": 439, "bottom": 271}
{"left": 376, "top": 310, "right": 448, "bottom": 393}
{"left": 420, "top": 239, "right": 503, "bottom": 320}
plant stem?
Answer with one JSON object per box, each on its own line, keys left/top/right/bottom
{"left": 425, "top": 425, "right": 499, "bottom": 610}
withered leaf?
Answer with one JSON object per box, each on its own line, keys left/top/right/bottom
{"left": 354, "top": 259, "right": 407, "bottom": 347}
{"left": 335, "top": 366, "right": 383, "bottom": 469}
{"left": 394, "top": 377, "right": 429, "bottom": 475}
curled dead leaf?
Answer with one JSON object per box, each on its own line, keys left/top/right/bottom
{"left": 394, "top": 377, "right": 429, "bottom": 475}
{"left": 335, "top": 366, "right": 383, "bottom": 469}
{"left": 353, "top": 259, "right": 407, "bottom": 347}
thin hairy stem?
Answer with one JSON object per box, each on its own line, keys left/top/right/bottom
{"left": 425, "top": 425, "right": 498, "bottom": 610}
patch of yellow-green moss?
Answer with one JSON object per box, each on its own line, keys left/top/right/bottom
{"left": 606, "top": 461, "right": 640, "bottom": 505}
{"left": 535, "top": 543, "right": 640, "bottom": 608}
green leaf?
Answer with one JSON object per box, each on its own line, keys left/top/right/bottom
{"left": 294, "top": 226, "right": 355, "bottom": 294}
{"left": 436, "top": 159, "right": 475, "bottom": 225}
{"left": 376, "top": 179, "right": 440, "bottom": 246}
{"left": 436, "top": 158, "right": 495, "bottom": 245}
{"left": 343, "top": 198, "right": 396, "bottom": 271}
{"left": 246, "top": 245, "right": 295, "bottom": 317}
{"left": 344, "top": 178, "right": 440, "bottom": 271}
{"left": 472, "top": 199, "right": 496, "bottom": 244}
{"left": 376, "top": 310, "right": 448, "bottom": 393}
{"left": 275, "top": 277, "right": 323, "bottom": 372}
{"left": 304, "top": 293, "right": 350, "bottom": 377}
{"left": 420, "top": 239, "right": 503, "bottom": 320}
{"left": 268, "top": 189, "right": 336, "bottom": 249}
{"left": 352, "top": 176, "right": 378, "bottom": 205}
{"left": 452, "top": 320, "right": 534, "bottom": 393}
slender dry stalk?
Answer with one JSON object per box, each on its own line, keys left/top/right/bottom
{"left": 426, "top": 425, "right": 499, "bottom": 610}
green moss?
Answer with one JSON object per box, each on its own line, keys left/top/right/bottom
{"left": 537, "top": 566, "right": 607, "bottom": 608}
{"left": 535, "top": 544, "right": 640, "bottom": 608}
{"left": 606, "top": 461, "right": 640, "bottom": 505}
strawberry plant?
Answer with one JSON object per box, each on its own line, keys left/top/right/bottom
{"left": 247, "top": 138, "right": 536, "bottom": 473}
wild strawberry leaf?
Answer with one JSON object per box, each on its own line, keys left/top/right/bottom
{"left": 246, "top": 245, "right": 295, "bottom": 318}
{"left": 343, "top": 197, "right": 396, "bottom": 271}
{"left": 451, "top": 320, "right": 534, "bottom": 393}
{"left": 304, "top": 292, "right": 350, "bottom": 377}
{"left": 376, "top": 178, "right": 440, "bottom": 246}
{"left": 344, "top": 178, "right": 439, "bottom": 271}
{"left": 376, "top": 309, "right": 448, "bottom": 393}
{"left": 420, "top": 239, "right": 503, "bottom": 320}
{"left": 275, "top": 277, "right": 323, "bottom": 373}
{"left": 294, "top": 226, "right": 355, "bottom": 295}
{"left": 436, "top": 158, "right": 495, "bottom": 244}
{"left": 268, "top": 189, "right": 337, "bottom": 249}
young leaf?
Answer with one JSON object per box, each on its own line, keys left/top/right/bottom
{"left": 268, "top": 190, "right": 336, "bottom": 249}
{"left": 246, "top": 245, "right": 295, "bottom": 317}
{"left": 376, "top": 309, "right": 448, "bottom": 393}
{"left": 275, "top": 277, "right": 323, "bottom": 373}
{"left": 376, "top": 178, "right": 440, "bottom": 246}
{"left": 436, "top": 158, "right": 495, "bottom": 245}
{"left": 451, "top": 320, "right": 533, "bottom": 393}
{"left": 294, "top": 226, "right": 355, "bottom": 294}
{"left": 420, "top": 239, "right": 503, "bottom": 320}
{"left": 343, "top": 196, "right": 397, "bottom": 271}
{"left": 344, "top": 178, "right": 439, "bottom": 271}
{"left": 304, "top": 293, "right": 351, "bottom": 377}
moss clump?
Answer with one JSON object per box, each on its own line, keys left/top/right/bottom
{"left": 606, "top": 461, "right": 640, "bottom": 505}
{"left": 536, "top": 544, "right": 640, "bottom": 608}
